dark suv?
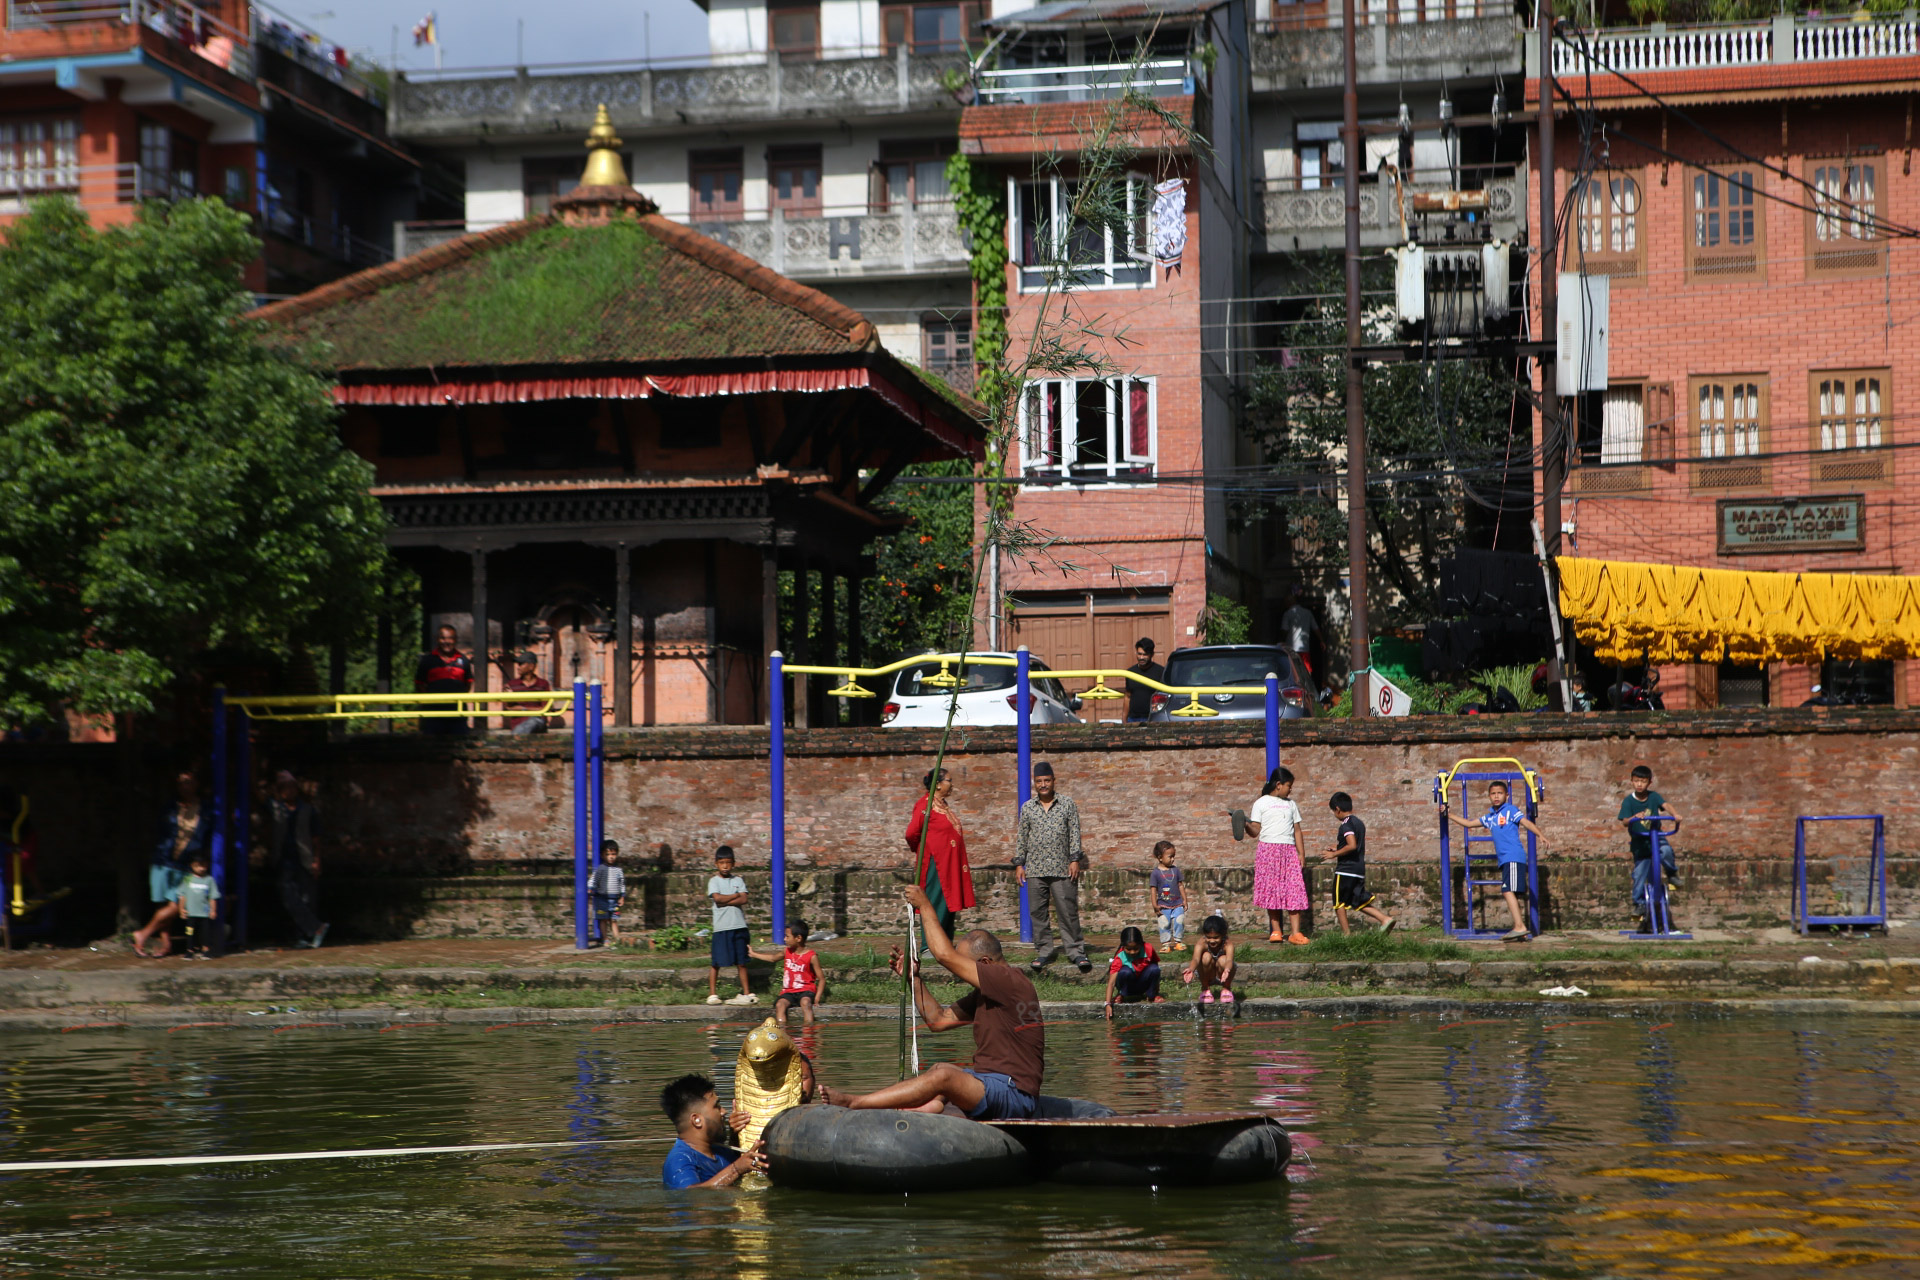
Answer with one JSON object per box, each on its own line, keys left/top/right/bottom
{"left": 1145, "top": 645, "right": 1318, "bottom": 722}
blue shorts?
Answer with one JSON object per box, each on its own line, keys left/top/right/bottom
{"left": 149, "top": 864, "right": 185, "bottom": 906}
{"left": 1498, "top": 861, "right": 1529, "bottom": 895}
{"left": 592, "top": 894, "right": 621, "bottom": 921}
{"left": 710, "top": 927, "right": 750, "bottom": 968}
{"left": 962, "top": 1070, "right": 1037, "bottom": 1121}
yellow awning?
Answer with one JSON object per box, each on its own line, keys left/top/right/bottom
{"left": 1556, "top": 557, "right": 1920, "bottom": 665}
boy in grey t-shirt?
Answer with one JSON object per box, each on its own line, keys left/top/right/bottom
{"left": 706, "top": 846, "right": 755, "bottom": 1006}
{"left": 175, "top": 855, "right": 222, "bottom": 959}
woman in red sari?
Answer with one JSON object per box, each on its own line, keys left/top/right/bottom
{"left": 905, "top": 768, "right": 975, "bottom": 938}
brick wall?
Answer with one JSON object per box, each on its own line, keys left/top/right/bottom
{"left": 11, "top": 707, "right": 1918, "bottom": 939}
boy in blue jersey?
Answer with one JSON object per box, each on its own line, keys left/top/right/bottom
{"left": 659, "top": 1073, "right": 762, "bottom": 1189}
{"left": 1443, "top": 780, "right": 1547, "bottom": 941}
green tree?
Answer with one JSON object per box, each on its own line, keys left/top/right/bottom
{"left": 1244, "top": 253, "right": 1517, "bottom": 628}
{"left": 861, "top": 460, "right": 975, "bottom": 659}
{"left": 0, "top": 198, "right": 390, "bottom": 727}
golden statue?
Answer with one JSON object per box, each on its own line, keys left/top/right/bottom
{"left": 732, "top": 1017, "right": 810, "bottom": 1148}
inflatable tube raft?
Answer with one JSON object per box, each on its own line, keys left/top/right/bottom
{"left": 762, "top": 1104, "right": 1286, "bottom": 1193}
{"left": 989, "top": 1112, "right": 1290, "bottom": 1187}
{"left": 762, "top": 1104, "right": 1030, "bottom": 1193}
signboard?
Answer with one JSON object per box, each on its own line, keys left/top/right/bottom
{"left": 1717, "top": 496, "right": 1865, "bottom": 555}
{"left": 1374, "top": 674, "right": 1413, "bottom": 717}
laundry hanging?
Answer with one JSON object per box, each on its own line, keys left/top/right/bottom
{"left": 1149, "top": 178, "right": 1187, "bottom": 274}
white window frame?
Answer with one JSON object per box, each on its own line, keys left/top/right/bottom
{"left": 1017, "top": 375, "right": 1156, "bottom": 482}
{"left": 1008, "top": 172, "right": 1153, "bottom": 292}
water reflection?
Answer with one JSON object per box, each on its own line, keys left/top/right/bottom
{"left": 4, "top": 1014, "right": 1920, "bottom": 1277}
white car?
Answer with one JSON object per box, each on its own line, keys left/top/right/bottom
{"left": 881, "top": 652, "right": 1084, "bottom": 727}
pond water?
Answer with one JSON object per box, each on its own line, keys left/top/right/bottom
{"left": 4, "top": 1011, "right": 1920, "bottom": 1277}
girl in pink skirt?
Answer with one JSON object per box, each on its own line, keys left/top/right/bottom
{"left": 1248, "top": 766, "right": 1311, "bottom": 944}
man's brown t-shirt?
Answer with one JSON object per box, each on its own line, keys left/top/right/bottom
{"left": 953, "top": 962, "right": 1045, "bottom": 1098}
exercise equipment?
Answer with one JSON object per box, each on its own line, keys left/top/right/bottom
{"left": 772, "top": 647, "right": 1287, "bottom": 946}
{"left": 1433, "top": 757, "right": 1544, "bottom": 941}
{"left": 1792, "top": 814, "right": 1888, "bottom": 935}
{"left": 1620, "top": 816, "right": 1689, "bottom": 941}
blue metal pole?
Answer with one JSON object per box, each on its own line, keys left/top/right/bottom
{"left": 1015, "top": 646, "right": 1033, "bottom": 943}
{"left": 572, "top": 679, "right": 589, "bottom": 950}
{"left": 234, "top": 709, "right": 251, "bottom": 952}
{"left": 769, "top": 651, "right": 787, "bottom": 944}
{"left": 590, "top": 680, "right": 605, "bottom": 944}
{"left": 1264, "top": 672, "right": 1280, "bottom": 778}
{"left": 210, "top": 687, "right": 228, "bottom": 901}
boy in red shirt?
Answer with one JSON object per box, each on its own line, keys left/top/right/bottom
{"left": 751, "top": 919, "right": 824, "bottom": 1025}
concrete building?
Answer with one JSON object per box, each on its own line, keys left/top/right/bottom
{"left": 0, "top": 0, "right": 444, "bottom": 294}
{"left": 1530, "top": 13, "right": 1920, "bottom": 708}
{"left": 385, "top": 5, "right": 979, "bottom": 387}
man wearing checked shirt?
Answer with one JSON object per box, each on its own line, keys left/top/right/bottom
{"left": 1014, "top": 761, "right": 1091, "bottom": 973}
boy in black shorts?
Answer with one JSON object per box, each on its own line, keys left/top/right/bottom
{"left": 1326, "top": 793, "right": 1395, "bottom": 936}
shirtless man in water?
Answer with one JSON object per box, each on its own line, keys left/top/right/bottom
{"left": 819, "top": 885, "right": 1045, "bottom": 1119}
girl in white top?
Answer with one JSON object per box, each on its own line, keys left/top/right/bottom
{"left": 1246, "top": 766, "right": 1312, "bottom": 944}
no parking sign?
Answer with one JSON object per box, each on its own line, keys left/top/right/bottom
{"left": 1373, "top": 674, "right": 1412, "bottom": 717}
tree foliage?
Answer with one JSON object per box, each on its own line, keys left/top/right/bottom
{"left": 0, "top": 198, "right": 390, "bottom": 726}
{"left": 1243, "top": 253, "right": 1518, "bottom": 628}
{"left": 861, "top": 460, "right": 974, "bottom": 659}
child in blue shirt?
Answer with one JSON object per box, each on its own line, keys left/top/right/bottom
{"left": 1148, "top": 840, "right": 1186, "bottom": 952}
{"left": 1443, "top": 780, "right": 1547, "bottom": 941}
{"left": 658, "top": 1073, "right": 761, "bottom": 1189}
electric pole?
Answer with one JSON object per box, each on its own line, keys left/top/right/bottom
{"left": 1537, "top": 0, "right": 1566, "bottom": 683}
{"left": 1342, "top": 0, "right": 1371, "bottom": 716}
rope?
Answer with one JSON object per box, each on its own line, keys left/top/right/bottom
{"left": 0, "top": 1137, "right": 666, "bottom": 1174}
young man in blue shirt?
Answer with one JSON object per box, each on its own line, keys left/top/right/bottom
{"left": 1444, "top": 780, "right": 1547, "bottom": 941}
{"left": 659, "top": 1073, "right": 762, "bottom": 1189}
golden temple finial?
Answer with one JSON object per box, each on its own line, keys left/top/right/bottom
{"left": 580, "top": 103, "right": 630, "bottom": 189}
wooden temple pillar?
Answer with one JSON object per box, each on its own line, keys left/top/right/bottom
{"left": 470, "top": 549, "right": 489, "bottom": 729}
{"left": 791, "top": 554, "right": 811, "bottom": 729}
{"left": 762, "top": 543, "right": 779, "bottom": 725}
{"left": 614, "top": 542, "right": 633, "bottom": 727}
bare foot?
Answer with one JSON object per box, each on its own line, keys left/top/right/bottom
{"left": 817, "top": 1084, "right": 856, "bottom": 1107}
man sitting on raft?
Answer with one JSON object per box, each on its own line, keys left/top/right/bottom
{"left": 820, "top": 885, "right": 1044, "bottom": 1120}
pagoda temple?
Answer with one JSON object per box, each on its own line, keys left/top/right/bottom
{"left": 254, "top": 108, "right": 983, "bottom": 727}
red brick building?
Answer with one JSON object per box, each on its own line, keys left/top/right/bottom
{"left": 958, "top": 1, "right": 1254, "bottom": 706}
{"left": 1531, "top": 14, "right": 1920, "bottom": 708}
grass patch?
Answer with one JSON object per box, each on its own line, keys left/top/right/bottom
{"left": 1291, "top": 931, "right": 1468, "bottom": 962}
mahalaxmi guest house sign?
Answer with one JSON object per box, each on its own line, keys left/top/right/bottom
{"left": 1717, "top": 495, "right": 1866, "bottom": 555}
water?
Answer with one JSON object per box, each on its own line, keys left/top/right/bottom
{"left": 4, "top": 1012, "right": 1920, "bottom": 1277}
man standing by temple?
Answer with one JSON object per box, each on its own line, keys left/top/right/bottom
{"left": 1014, "top": 762, "right": 1089, "bottom": 974}
{"left": 1124, "top": 638, "right": 1164, "bottom": 725}
{"left": 415, "top": 623, "right": 475, "bottom": 736}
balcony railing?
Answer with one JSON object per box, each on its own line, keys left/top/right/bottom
{"left": 1547, "top": 14, "right": 1919, "bottom": 78}
{"left": 390, "top": 46, "right": 970, "bottom": 138}
{"left": 1256, "top": 0, "right": 1505, "bottom": 32}
{"left": 5, "top": 0, "right": 255, "bottom": 79}
{"left": 975, "top": 58, "right": 1192, "bottom": 105}
{"left": 264, "top": 197, "right": 389, "bottom": 268}
{"left": 0, "top": 160, "right": 137, "bottom": 206}
{"left": 1258, "top": 164, "right": 1525, "bottom": 249}
{"left": 398, "top": 203, "right": 968, "bottom": 279}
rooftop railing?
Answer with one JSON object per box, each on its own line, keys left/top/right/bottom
{"left": 1548, "top": 13, "right": 1919, "bottom": 78}
{"left": 1256, "top": 0, "right": 1505, "bottom": 31}
{"left": 975, "top": 57, "right": 1192, "bottom": 104}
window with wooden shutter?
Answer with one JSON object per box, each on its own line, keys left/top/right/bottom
{"left": 1568, "top": 171, "right": 1644, "bottom": 280}
{"left": 1688, "top": 168, "right": 1763, "bottom": 279}
{"left": 1690, "top": 375, "right": 1768, "bottom": 491}
{"left": 1806, "top": 156, "right": 1885, "bottom": 274}
{"left": 1644, "top": 381, "right": 1676, "bottom": 472}
{"left": 1810, "top": 368, "right": 1890, "bottom": 485}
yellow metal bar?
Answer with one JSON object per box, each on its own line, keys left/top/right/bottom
{"left": 1436, "top": 757, "right": 1542, "bottom": 803}
{"left": 779, "top": 653, "right": 1018, "bottom": 679}
{"left": 230, "top": 692, "right": 572, "bottom": 723}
